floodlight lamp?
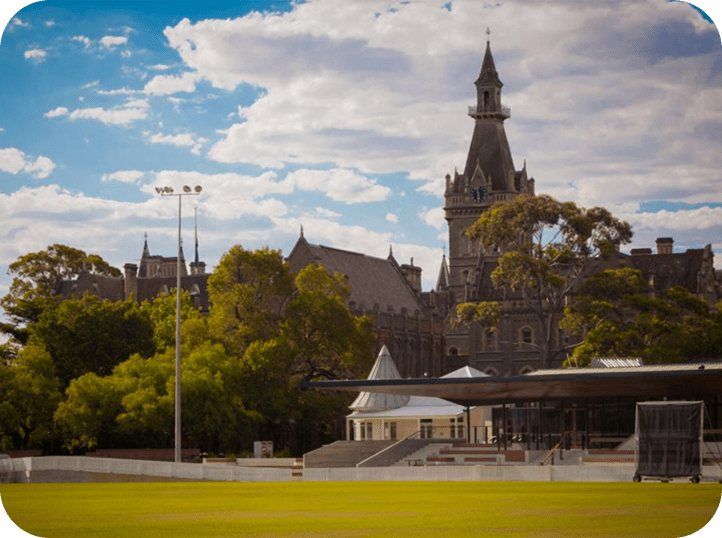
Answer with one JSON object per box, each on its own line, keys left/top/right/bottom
{"left": 166, "top": 187, "right": 174, "bottom": 194}
{"left": 155, "top": 187, "right": 162, "bottom": 194}
{"left": 194, "top": 185, "right": 203, "bottom": 193}
{"left": 183, "top": 185, "right": 191, "bottom": 193}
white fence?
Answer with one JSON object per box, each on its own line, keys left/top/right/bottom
{"left": 8, "top": 456, "right": 722, "bottom": 483}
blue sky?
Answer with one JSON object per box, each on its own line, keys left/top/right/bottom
{"left": 1, "top": 0, "right": 721, "bottom": 299}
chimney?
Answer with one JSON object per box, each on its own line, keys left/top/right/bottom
{"left": 124, "top": 263, "right": 138, "bottom": 300}
{"left": 656, "top": 237, "right": 674, "bottom": 255}
{"left": 400, "top": 258, "right": 422, "bottom": 294}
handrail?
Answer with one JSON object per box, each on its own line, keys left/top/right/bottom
{"left": 539, "top": 432, "right": 569, "bottom": 466}
{"left": 356, "top": 429, "right": 459, "bottom": 468}
{"left": 356, "top": 434, "right": 418, "bottom": 468}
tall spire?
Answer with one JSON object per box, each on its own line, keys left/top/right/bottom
{"left": 142, "top": 232, "right": 151, "bottom": 258}
{"left": 194, "top": 208, "right": 199, "bottom": 267}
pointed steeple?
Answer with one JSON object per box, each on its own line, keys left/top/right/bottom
{"left": 475, "top": 36, "right": 502, "bottom": 87}
{"left": 436, "top": 253, "right": 450, "bottom": 292}
{"left": 142, "top": 232, "right": 151, "bottom": 258}
{"left": 470, "top": 37, "right": 508, "bottom": 121}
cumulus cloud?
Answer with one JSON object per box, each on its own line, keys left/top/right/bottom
{"left": 420, "top": 207, "right": 445, "bottom": 230}
{"left": 72, "top": 35, "right": 91, "bottom": 47}
{"left": 143, "top": 131, "right": 208, "bottom": 155}
{"left": 24, "top": 48, "right": 47, "bottom": 62}
{"left": 101, "top": 170, "right": 145, "bottom": 184}
{"left": 144, "top": 71, "right": 202, "bottom": 95}
{"left": 287, "top": 168, "right": 390, "bottom": 204}
{"left": 10, "top": 17, "right": 29, "bottom": 28}
{"left": 44, "top": 106, "right": 69, "bottom": 118}
{"left": 159, "top": 0, "right": 721, "bottom": 202}
{"left": 100, "top": 35, "right": 128, "bottom": 48}
{"left": 45, "top": 99, "right": 150, "bottom": 126}
{"left": 0, "top": 147, "right": 56, "bottom": 179}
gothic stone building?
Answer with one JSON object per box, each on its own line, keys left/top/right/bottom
{"left": 57, "top": 42, "right": 720, "bottom": 379}
{"left": 57, "top": 235, "right": 209, "bottom": 312}
{"left": 287, "top": 231, "right": 446, "bottom": 378}
{"left": 438, "top": 41, "right": 720, "bottom": 377}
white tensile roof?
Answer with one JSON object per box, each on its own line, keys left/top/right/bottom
{"left": 349, "top": 349, "right": 488, "bottom": 418}
{"left": 349, "top": 345, "right": 410, "bottom": 412}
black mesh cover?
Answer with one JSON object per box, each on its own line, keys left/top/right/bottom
{"left": 635, "top": 402, "right": 703, "bottom": 478}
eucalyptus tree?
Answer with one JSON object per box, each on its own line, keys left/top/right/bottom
{"left": 461, "top": 194, "right": 632, "bottom": 368}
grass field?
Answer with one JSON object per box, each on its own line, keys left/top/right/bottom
{"left": 1, "top": 481, "right": 721, "bottom": 538}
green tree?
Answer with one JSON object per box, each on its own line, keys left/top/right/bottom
{"left": 463, "top": 194, "right": 633, "bottom": 368}
{"left": 55, "top": 339, "right": 260, "bottom": 454}
{"left": 140, "top": 289, "right": 203, "bottom": 352}
{"left": 282, "top": 264, "right": 375, "bottom": 383}
{"left": 54, "top": 371, "right": 125, "bottom": 452}
{"left": 561, "top": 268, "right": 722, "bottom": 366}
{"left": 208, "top": 246, "right": 294, "bottom": 359}
{"left": 241, "top": 265, "right": 375, "bottom": 453}
{"left": 1, "top": 244, "right": 121, "bottom": 344}
{"left": 0, "top": 343, "right": 62, "bottom": 451}
{"left": 29, "top": 294, "right": 155, "bottom": 384}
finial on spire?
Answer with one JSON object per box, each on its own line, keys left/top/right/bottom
{"left": 389, "top": 245, "right": 394, "bottom": 258}
{"left": 486, "top": 27, "right": 491, "bottom": 44}
{"left": 300, "top": 224, "right": 304, "bottom": 238}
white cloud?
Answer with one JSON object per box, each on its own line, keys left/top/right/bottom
{"left": 420, "top": 207, "right": 445, "bottom": 230}
{"left": 44, "top": 20, "right": 56, "bottom": 28}
{"left": 143, "top": 131, "right": 208, "bottom": 155}
{"left": 101, "top": 170, "right": 145, "bottom": 184}
{"left": 287, "top": 168, "right": 390, "bottom": 204}
{"left": 144, "top": 71, "right": 202, "bottom": 96}
{"left": 0, "top": 147, "right": 56, "bottom": 179}
{"left": 10, "top": 17, "right": 29, "bottom": 28}
{"left": 23, "top": 48, "right": 47, "bottom": 62}
{"left": 385, "top": 213, "right": 398, "bottom": 223}
{"left": 314, "top": 207, "right": 342, "bottom": 218}
{"left": 148, "top": 64, "right": 171, "bottom": 71}
{"left": 44, "top": 106, "right": 69, "bottom": 118}
{"left": 100, "top": 35, "right": 128, "bottom": 48}
{"left": 46, "top": 99, "right": 150, "bottom": 126}
{"left": 72, "top": 35, "right": 91, "bottom": 47}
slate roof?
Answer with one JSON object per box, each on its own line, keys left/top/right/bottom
{"left": 287, "top": 236, "right": 426, "bottom": 316}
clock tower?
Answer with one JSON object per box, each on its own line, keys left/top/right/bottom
{"left": 443, "top": 36, "right": 534, "bottom": 303}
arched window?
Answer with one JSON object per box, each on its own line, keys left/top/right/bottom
{"left": 519, "top": 326, "right": 533, "bottom": 345}
{"left": 484, "top": 367, "right": 499, "bottom": 377}
{"left": 484, "top": 329, "right": 497, "bottom": 352}
{"left": 519, "top": 365, "right": 535, "bottom": 375}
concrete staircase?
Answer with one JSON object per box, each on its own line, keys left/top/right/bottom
{"left": 303, "top": 441, "right": 394, "bottom": 468}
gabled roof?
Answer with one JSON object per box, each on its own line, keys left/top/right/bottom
{"left": 287, "top": 236, "right": 426, "bottom": 315}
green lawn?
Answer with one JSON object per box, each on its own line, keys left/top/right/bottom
{"left": 1, "top": 481, "right": 720, "bottom": 538}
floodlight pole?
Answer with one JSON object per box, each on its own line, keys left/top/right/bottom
{"left": 157, "top": 185, "right": 202, "bottom": 463}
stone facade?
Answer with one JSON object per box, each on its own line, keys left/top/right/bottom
{"left": 438, "top": 41, "right": 720, "bottom": 377}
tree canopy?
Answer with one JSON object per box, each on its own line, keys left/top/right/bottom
{"left": 1, "top": 244, "right": 121, "bottom": 344}
{"left": 461, "top": 194, "right": 633, "bottom": 367}
{"left": 561, "top": 267, "right": 722, "bottom": 366}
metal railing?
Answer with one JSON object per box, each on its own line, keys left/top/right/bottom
{"left": 539, "top": 432, "right": 570, "bottom": 466}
